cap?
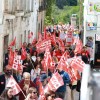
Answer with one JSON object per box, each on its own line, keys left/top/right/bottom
{"left": 40, "top": 74, "right": 47, "bottom": 82}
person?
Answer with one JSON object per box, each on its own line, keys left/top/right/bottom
{"left": 0, "top": 87, "right": 17, "bottom": 100}
{"left": 40, "top": 73, "right": 48, "bottom": 88}
{"left": 4, "top": 47, "right": 10, "bottom": 68}
{"left": 52, "top": 44, "right": 62, "bottom": 61}
{"left": 81, "top": 46, "right": 90, "bottom": 64}
{"left": 25, "top": 87, "right": 38, "bottom": 100}
{"left": 31, "top": 64, "right": 41, "bottom": 82}
{"left": 22, "top": 54, "right": 34, "bottom": 73}
{"left": 45, "top": 91, "right": 56, "bottom": 100}
{"left": 0, "top": 65, "right": 18, "bottom": 95}
{"left": 56, "top": 69, "right": 70, "bottom": 100}
{"left": 18, "top": 72, "right": 36, "bottom": 100}
{"left": 18, "top": 42, "right": 30, "bottom": 55}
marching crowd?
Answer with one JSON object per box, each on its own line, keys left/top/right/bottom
{"left": 0, "top": 24, "right": 92, "bottom": 100}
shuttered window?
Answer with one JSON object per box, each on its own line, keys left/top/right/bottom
{"left": 4, "top": 0, "right": 8, "bottom": 12}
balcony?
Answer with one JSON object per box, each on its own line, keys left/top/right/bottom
{"left": 4, "top": 13, "right": 15, "bottom": 20}
{"left": 15, "top": 10, "right": 24, "bottom": 17}
{"left": 24, "top": 12, "right": 31, "bottom": 18}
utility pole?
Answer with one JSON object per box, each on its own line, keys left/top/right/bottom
{"left": 79, "top": 0, "right": 83, "bottom": 30}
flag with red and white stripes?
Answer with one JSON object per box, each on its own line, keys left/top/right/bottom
{"left": 36, "top": 39, "right": 51, "bottom": 53}
{"left": 6, "top": 76, "right": 21, "bottom": 95}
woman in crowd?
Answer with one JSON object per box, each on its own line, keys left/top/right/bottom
{"left": 45, "top": 91, "right": 56, "bottom": 100}
{"left": 25, "top": 87, "right": 38, "bottom": 100}
{"left": 23, "top": 54, "right": 34, "bottom": 73}
{"left": 0, "top": 87, "right": 17, "bottom": 100}
{"left": 31, "top": 64, "right": 41, "bottom": 82}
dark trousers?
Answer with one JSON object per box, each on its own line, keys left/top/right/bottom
{"left": 56, "top": 91, "right": 66, "bottom": 99}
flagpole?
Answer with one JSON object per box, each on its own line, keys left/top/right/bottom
{"left": 19, "top": 87, "right": 26, "bottom": 99}
{"left": 29, "top": 57, "right": 35, "bottom": 69}
{"left": 16, "top": 82, "right": 26, "bottom": 98}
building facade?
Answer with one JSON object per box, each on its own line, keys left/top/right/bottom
{"left": 83, "top": 0, "right": 100, "bottom": 66}
{"left": 0, "top": 0, "right": 46, "bottom": 72}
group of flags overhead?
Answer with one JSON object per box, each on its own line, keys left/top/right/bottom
{"left": 6, "top": 26, "right": 85, "bottom": 99}
{"left": 8, "top": 32, "right": 33, "bottom": 47}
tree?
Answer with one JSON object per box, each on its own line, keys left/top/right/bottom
{"left": 45, "top": 0, "right": 56, "bottom": 25}
{"left": 56, "top": 0, "right": 77, "bottom": 9}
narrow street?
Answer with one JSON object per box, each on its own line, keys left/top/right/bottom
{"left": 0, "top": 0, "right": 100, "bottom": 100}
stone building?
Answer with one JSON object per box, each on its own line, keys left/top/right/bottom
{"left": 0, "top": 0, "right": 46, "bottom": 71}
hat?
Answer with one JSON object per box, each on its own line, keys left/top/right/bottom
{"left": 40, "top": 74, "right": 47, "bottom": 82}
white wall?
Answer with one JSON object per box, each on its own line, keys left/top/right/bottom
{"left": 83, "top": 0, "right": 100, "bottom": 62}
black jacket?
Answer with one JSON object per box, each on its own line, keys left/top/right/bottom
{"left": 0, "top": 74, "right": 18, "bottom": 95}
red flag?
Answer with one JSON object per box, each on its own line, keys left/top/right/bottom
{"left": 36, "top": 39, "right": 51, "bottom": 53}
{"left": 12, "top": 55, "right": 23, "bottom": 71}
{"left": 21, "top": 47, "right": 27, "bottom": 60}
{"left": 74, "top": 38, "right": 83, "bottom": 54}
{"left": 50, "top": 34, "right": 56, "bottom": 46}
{"left": 42, "top": 48, "right": 55, "bottom": 71}
{"left": 70, "top": 57, "right": 85, "bottom": 72}
{"left": 44, "top": 72, "right": 64, "bottom": 92}
{"left": 38, "top": 32, "right": 43, "bottom": 42}
{"left": 57, "top": 51, "right": 69, "bottom": 72}
{"left": 66, "top": 31, "right": 73, "bottom": 45}
{"left": 39, "top": 82, "right": 44, "bottom": 95}
{"left": 6, "top": 76, "right": 21, "bottom": 95}
{"left": 28, "top": 32, "right": 33, "bottom": 38}
{"left": 39, "top": 82, "right": 46, "bottom": 100}
{"left": 32, "top": 38, "right": 37, "bottom": 45}
{"left": 9, "top": 37, "right": 16, "bottom": 47}
{"left": 44, "top": 27, "right": 47, "bottom": 39}
{"left": 8, "top": 49, "right": 14, "bottom": 66}
{"left": 56, "top": 37, "right": 65, "bottom": 52}
{"left": 65, "top": 67, "right": 77, "bottom": 84}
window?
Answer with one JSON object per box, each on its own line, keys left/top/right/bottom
{"left": 26, "top": 0, "right": 30, "bottom": 12}
{"left": 4, "top": 0, "right": 8, "bottom": 12}
{"left": 30, "top": 0, "right": 34, "bottom": 12}
{"left": 8, "top": 0, "right": 13, "bottom": 13}
{"left": 21, "top": 34, "right": 22, "bottom": 45}
{"left": 17, "top": 0, "right": 23, "bottom": 11}
{"left": 38, "top": 23, "right": 40, "bottom": 32}
{"left": 12, "top": 0, "right": 17, "bottom": 12}
{"left": 24, "top": 30, "right": 26, "bottom": 42}
{"left": 28, "top": 30, "right": 30, "bottom": 43}
{"left": 23, "top": 0, "right": 26, "bottom": 12}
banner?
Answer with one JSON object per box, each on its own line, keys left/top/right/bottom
{"left": 88, "top": 0, "right": 100, "bottom": 15}
{"left": 70, "top": 57, "right": 85, "bottom": 72}
{"left": 6, "top": 76, "right": 21, "bottom": 95}
{"left": 36, "top": 39, "right": 51, "bottom": 53}
{"left": 12, "top": 55, "right": 22, "bottom": 71}
{"left": 44, "top": 72, "right": 64, "bottom": 93}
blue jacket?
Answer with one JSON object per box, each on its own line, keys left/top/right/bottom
{"left": 56, "top": 70, "right": 70, "bottom": 92}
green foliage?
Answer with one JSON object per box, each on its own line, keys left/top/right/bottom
{"left": 56, "top": 0, "right": 77, "bottom": 9}
{"left": 51, "top": 5, "right": 80, "bottom": 24}
{"left": 45, "top": 0, "right": 56, "bottom": 25}
{"left": 45, "top": 0, "right": 83, "bottom": 26}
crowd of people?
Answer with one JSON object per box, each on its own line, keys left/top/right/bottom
{"left": 0, "top": 24, "right": 92, "bottom": 100}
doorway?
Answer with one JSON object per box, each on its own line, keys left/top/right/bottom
{"left": 95, "top": 41, "right": 100, "bottom": 66}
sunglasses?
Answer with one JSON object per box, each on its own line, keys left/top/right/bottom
{"left": 48, "top": 95, "right": 55, "bottom": 98}
{"left": 6, "top": 70, "right": 12, "bottom": 72}
{"left": 51, "top": 96, "right": 55, "bottom": 98}
{"left": 32, "top": 92, "right": 37, "bottom": 94}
